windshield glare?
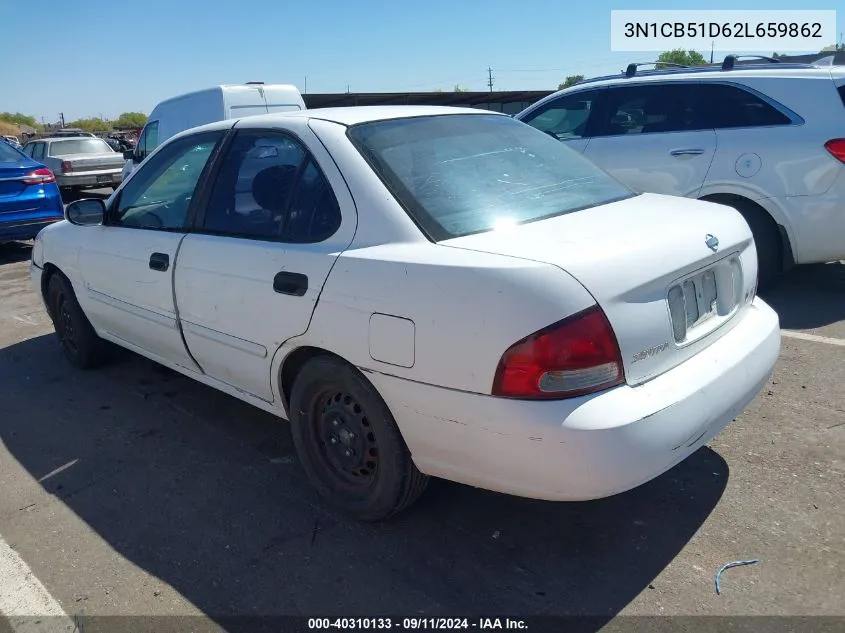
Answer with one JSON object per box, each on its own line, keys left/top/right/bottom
{"left": 49, "top": 139, "right": 112, "bottom": 156}
{"left": 347, "top": 114, "right": 632, "bottom": 240}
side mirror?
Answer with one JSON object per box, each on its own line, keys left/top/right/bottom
{"left": 65, "top": 199, "right": 105, "bottom": 226}
{"left": 123, "top": 149, "right": 135, "bottom": 161}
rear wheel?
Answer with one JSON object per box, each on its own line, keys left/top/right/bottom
{"left": 47, "top": 273, "right": 108, "bottom": 369}
{"left": 289, "top": 355, "right": 428, "bottom": 521}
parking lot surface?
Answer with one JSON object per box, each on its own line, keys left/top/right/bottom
{"left": 1, "top": 201, "right": 843, "bottom": 629}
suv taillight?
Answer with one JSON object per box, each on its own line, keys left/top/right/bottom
{"left": 492, "top": 305, "right": 625, "bottom": 399}
{"left": 60, "top": 160, "right": 73, "bottom": 173}
{"left": 824, "top": 139, "right": 845, "bottom": 163}
{"left": 21, "top": 168, "right": 56, "bottom": 185}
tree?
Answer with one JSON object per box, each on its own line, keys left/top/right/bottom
{"left": 557, "top": 74, "right": 585, "bottom": 90}
{"left": 66, "top": 117, "right": 111, "bottom": 133}
{"left": 453, "top": 85, "right": 469, "bottom": 92}
{"left": 114, "top": 112, "right": 148, "bottom": 128}
{"left": 657, "top": 49, "right": 707, "bottom": 68}
{"left": 0, "top": 112, "right": 38, "bottom": 128}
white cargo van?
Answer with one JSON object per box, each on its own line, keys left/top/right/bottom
{"left": 121, "top": 82, "right": 305, "bottom": 180}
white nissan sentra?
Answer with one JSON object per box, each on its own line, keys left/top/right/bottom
{"left": 31, "top": 106, "right": 780, "bottom": 520}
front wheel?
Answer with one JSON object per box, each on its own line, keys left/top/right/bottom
{"left": 47, "top": 273, "right": 108, "bottom": 369}
{"left": 289, "top": 356, "right": 428, "bottom": 521}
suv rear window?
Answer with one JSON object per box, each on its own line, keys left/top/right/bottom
{"left": 348, "top": 114, "right": 633, "bottom": 241}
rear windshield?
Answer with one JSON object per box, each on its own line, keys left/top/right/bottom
{"left": 347, "top": 114, "right": 632, "bottom": 241}
{"left": 0, "top": 142, "right": 22, "bottom": 163}
{"left": 48, "top": 138, "right": 112, "bottom": 156}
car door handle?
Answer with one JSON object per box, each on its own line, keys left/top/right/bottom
{"left": 670, "top": 148, "right": 706, "bottom": 156}
{"left": 273, "top": 271, "right": 308, "bottom": 296}
{"left": 149, "top": 252, "right": 169, "bottom": 272}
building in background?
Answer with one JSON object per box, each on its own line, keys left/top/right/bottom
{"left": 302, "top": 91, "right": 553, "bottom": 115}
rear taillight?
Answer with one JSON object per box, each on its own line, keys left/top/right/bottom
{"left": 21, "top": 168, "right": 56, "bottom": 185}
{"left": 824, "top": 139, "right": 845, "bottom": 163}
{"left": 492, "top": 305, "right": 625, "bottom": 399}
{"left": 60, "top": 160, "right": 73, "bottom": 173}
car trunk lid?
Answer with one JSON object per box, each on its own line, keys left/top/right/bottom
{"left": 441, "top": 193, "right": 759, "bottom": 386}
{"left": 57, "top": 152, "right": 125, "bottom": 173}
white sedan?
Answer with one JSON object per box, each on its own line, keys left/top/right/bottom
{"left": 31, "top": 106, "right": 780, "bottom": 520}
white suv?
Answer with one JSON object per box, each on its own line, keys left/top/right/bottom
{"left": 516, "top": 56, "right": 845, "bottom": 285}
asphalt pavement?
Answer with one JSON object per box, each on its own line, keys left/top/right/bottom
{"left": 0, "top": 211, "right": 843, "bottom": 631}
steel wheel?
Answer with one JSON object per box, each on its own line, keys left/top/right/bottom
{"left": 289, "top": 355, "right": 429, "bottom": 521}
{"left": 309, "top": 389, "right": 380, "bottom": 492}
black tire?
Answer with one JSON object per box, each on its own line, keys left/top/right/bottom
{"left": 706, "top": 196, "right": 782, "bottom": 289}
{"left": 734, "top": 203, "right": 782, "bottom": 289}
{"left": 289, "top": 355, "right": 428, "bottom": 521}
{"left": 47, "top": 273, "right": 108, "bottom": 369}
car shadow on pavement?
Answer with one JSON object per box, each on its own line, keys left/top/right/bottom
{"left": 0, "top": 334, "right": 728, "bottom": 630}
{"left": 761, "top": 262, "right": 845, "bottom": 330}
{"left": 0, "top": 241, "right": 32, "bottom": 265}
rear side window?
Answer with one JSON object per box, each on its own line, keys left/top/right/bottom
{"left": 32, "top": 143, "right": 45, "bottom": 160}
{"left": 0, "top": 142, "right": 21, "bottom": 162}
{"left": 49, "top": 139, "right": 112, "bottom": 156}
{"left": 201, "top": 131, "right": 342, "bottom": 243}
{"left": 591, "top": 83, "right": 699, "bottom": 136}
{"left": 697, "top": 83, "right": 791, "bottom": 129}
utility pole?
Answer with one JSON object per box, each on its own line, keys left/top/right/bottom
{"left": 346, "top": 83, "right": 350, "bottom": 94}
{"left": 710, "top": 41, "right": 714, "bottom": 64}
{"left": 304, "top": 76, "right": 307, "bottom": 94}
{"left": 59, "top": 112, "right": 65, "bottom": 128}
{"left": 487, "top": 66, "right": 494, "bottom": 92}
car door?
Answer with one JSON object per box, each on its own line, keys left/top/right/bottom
{"left": 75, "top": 129, "right": 225, "bottom": 370}
{"left": 174, "top": 119, "right": 356, "bottom": 402}
{"left": 583, "top": 82, "right": 717, "bottom": 198}
{"left": 517, "top": 88, "right": 604, "bottom": 153}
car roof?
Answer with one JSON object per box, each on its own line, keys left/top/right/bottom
{"left": 572, "top": 63, "right": 842, "bottom": 89}
{"left": 191, "top": 105, "right": 503, "bottom": 134}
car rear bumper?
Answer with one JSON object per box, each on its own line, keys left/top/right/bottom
{"left": 57, "top": 171, "right": 123, "bottom": 188}
{"left": 0, "top": 218, "right": 63, "bottom": 243}
{"left": 367, "top": 298, "right": 780, "bottom": 501}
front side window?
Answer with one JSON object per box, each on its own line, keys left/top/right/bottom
{"left": 348, "top": 114, "right": 632, "bottom": 241}
{"left": 111, "top": 131, "right": 222, "bottom": 230}
{"left": 48, "top": 138, "right": 113, "bottom": 156}
{"left": 592, "top": 84, "right": 699, "bottom": 137}
{"left": 520, "top": 90, "right": 601, "bottom": 140}
{"left": 201, "top": 131, "right": 341, "bottom": 242}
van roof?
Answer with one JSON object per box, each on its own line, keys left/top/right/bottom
{"left": 152, "top": 83, "right": 301, "bottom": 108}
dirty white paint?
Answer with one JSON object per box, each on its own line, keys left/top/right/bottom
{"left": 0, "top": 533, "right": 76, "bottom": 631}
{"left": 781, "top": 330, "right": 845, "bottom": 347}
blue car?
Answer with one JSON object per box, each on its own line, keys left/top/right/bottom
{"left": 0, "top": 140, "right": 64, "bottom": 243}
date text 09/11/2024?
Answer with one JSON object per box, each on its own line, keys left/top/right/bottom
{"left": 623, "top": 22, "right": 823, "bottom": 39}
{"left": 307, "top": 617, "right": 528, "bottom": 630}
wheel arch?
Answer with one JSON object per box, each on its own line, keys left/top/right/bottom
{"left": 278, "top": 345, "right": 350, "bottom": 417}
{"left": 698, "top": 192, "right": 795, "bottom": 272}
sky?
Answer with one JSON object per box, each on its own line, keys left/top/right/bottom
{"left": 1, "top": 0, "right": 842, "bottom": 123}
